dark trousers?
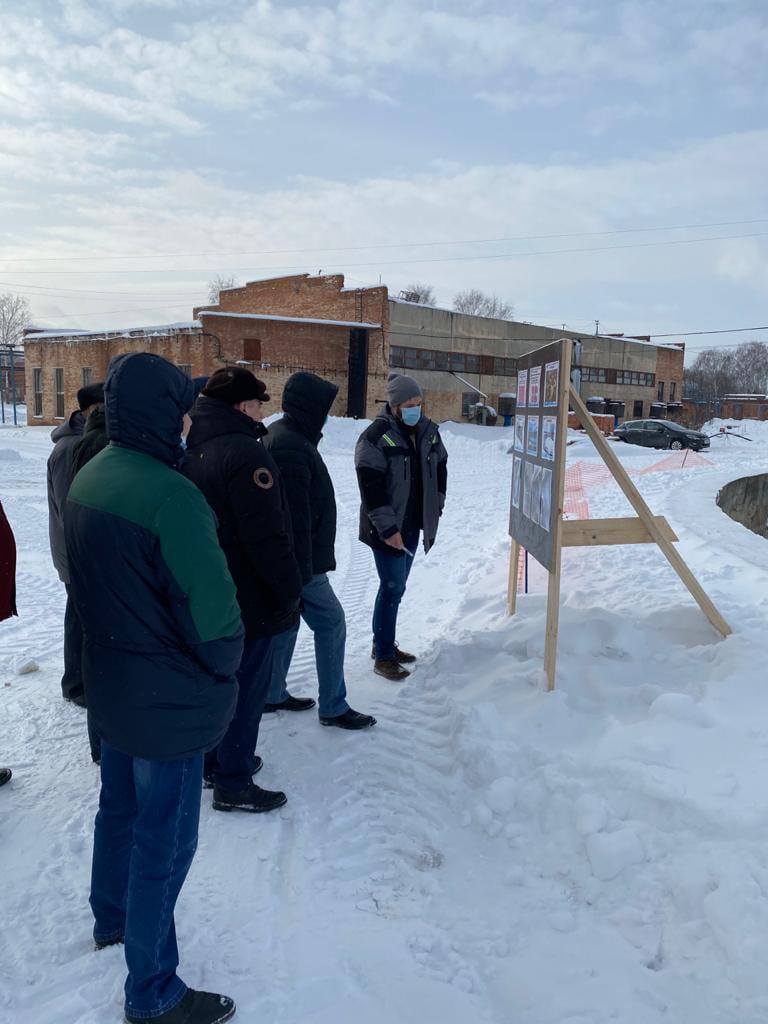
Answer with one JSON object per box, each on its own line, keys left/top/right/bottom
{"left": 205, "top": 635, "right": 275, "bottom": 792}
{"left": 62, "top": 584, "right": 84, "bottom": 699}
{"left": 63, "top": 583, "right": 102, "bottom": 763}
{"left": 90, "top": 742, "right": 202, "bottom": 1020}
{"left": 372, "top": 528, "right": 419, "bottom": 661}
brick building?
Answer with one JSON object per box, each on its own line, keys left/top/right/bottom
{"left": 719, "top": 394, "right": 768, "bottom": 420}
{"left": 24, "top": 273, "right": 685, "bottom": 427}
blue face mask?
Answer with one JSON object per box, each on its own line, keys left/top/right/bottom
{"left": 401, "top": 405, "right": 422, "bottom": 427}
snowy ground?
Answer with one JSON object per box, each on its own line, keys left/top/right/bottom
{"left": 2, "top": 409, "right": 768, "bottom": 1024}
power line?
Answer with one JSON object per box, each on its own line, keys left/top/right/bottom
{"left": 5, "top": 229, "right": 768, "bottom": 276}
{"left": 650, "top": 325, "right": 768, "bottom": 338}
{"left": 0, "top": 280, "right": 203, "bottom": 298}
{"left": 1, "top": 217, "right": 767, "bottom": 264}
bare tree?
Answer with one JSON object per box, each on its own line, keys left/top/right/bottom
{"left": 684, "top": 341, "right": 768, "bottom": 423}
{"left": 399, "top": 282, "right": 437, "bottom": 306}
{"left": 0, "top": 293, "right": 31, "bottom": 348}
{"left": 453, "top": 288, "right": 514, "bottom": 320}
{"left": 207, "top": 274, "right": 239, "bottom": 304}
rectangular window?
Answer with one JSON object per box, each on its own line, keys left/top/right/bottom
{"left": 177, "top": 364, "right": 192, "bottom": 378}
{"left": 33, "top": 368, "right": 43, "bottom": 417}
{"left": 669, "top": 382, "right": 677, "bottom": 401}
{"left": 633, "top": 400, "right": 644, "bottom": 417}
{"left": 82, "top": 367, "right": 93, "bottom": 386}
{"left": 54, "top": 368, "right": 65, "bottom": 418}
{"left": 243, "top": 338, "right": 262, "bottom": 363}
{"left": 657, "top": 381, "right": 665, "bottom": 401}
{"left": 461, "top": 392, "right": 475, "bottom": 417}
{"left": 387, "top": 346, "right": 517, "bottom": 375}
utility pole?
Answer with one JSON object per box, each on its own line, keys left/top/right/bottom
{"left": 594, "top": 319, "right": 600, "bottom": 335}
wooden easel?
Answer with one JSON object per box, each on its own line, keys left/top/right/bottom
{"left": 508, "top": 380, "right": 731, "bottom": 691}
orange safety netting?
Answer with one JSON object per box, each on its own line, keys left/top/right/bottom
{"left": 514, "top": 448, "right": 713, "bottom": 588}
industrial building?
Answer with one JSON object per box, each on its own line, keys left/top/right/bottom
{"left": 23, "top": 273, "right": 684, "bottom": 427}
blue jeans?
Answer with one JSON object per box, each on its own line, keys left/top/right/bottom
{"left": 206, "top": 635, "right": 274, "bottom": 792}
{"left": 372, "top": 529, "right": 419, "bottom": 661}
{"left": 90, "top": 742, "right": 203, "bottom": 1020}
{"left": 267, "top": 574, "right": 349, "bottom": 718}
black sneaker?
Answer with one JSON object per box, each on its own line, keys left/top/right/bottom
{"left": 125, "top": 988, "right": 235, "bottom": 1024}
{"left": 263, "top": 693, "right": 317, "bottom": 713}
{"left": 64, "top": 691, "right": 87, "bottom": 708}
{"left": 212, "top": 782, "right": 287, "bottom": 814}
{"left": 373, "top": 658, "right": 410, "bottom": 681}
{"left": 371, "top": 643, "right": 416, "bottom": 664}
{"left": 0, "top": 768, "right": 12, "bottom": 787}
{"left": 95, "top": 935, "right": 123, "bottom": 951}
{"left": 204, "top": 756, "right": 262, "bottom": 790}
{"left": 319, "top": 708, "right": 377, "bottom": 730}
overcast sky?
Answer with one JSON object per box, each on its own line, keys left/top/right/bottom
{"left": 1, "top": 0, "right": 766, "bottom": 358}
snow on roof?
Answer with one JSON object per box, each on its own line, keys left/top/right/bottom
{"left": 198, "top": 311, "right": 382, "bottom": 329}
{"left": 25, "top": 321, "right": 201, "bottom": 341}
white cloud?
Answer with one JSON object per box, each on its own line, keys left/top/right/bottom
{"left": 5, "top": 128, "right": 767, "bottom": 336}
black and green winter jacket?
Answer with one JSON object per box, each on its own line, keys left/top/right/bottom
{"left": 65, "top": 353, "right": 244, "bottom": 761}
{"left": 355, "top": 405, "right": 448, "bottom": 555}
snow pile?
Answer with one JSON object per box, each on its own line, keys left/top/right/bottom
{"left": 1, "top": 415, "right": 768, "bottom": 1022}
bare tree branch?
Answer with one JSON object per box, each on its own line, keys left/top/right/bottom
{"left": 207, "top": 274, "right": 240, "bottom": 304}
{"left": 453, "top": 289, "right": 514, "bottom": 320}
{"left": 0, "top": 293, "right": 31, "bottom": 348}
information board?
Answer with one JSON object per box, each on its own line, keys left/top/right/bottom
{"left": 508, "top": 338, "right": 571, "bottom": 573}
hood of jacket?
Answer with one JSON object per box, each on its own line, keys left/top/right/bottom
{"left": 185, "top": 394, "right": 267, "bottom": 449}
{"left": 105, "top": 352, "right": 194, "bottom": 467}
{"left": 50, "top": 409, "right": 85, "bottom": 443}
{"left": 281, "top": 372, "right": 338, "bottom": 444}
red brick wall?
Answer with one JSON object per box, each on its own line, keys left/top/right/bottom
{"left": 195, "top": 274, "right": 390, "bottom": 415}
{"left": 654, "top": 344, "right": 684, "bottom": 403}
{"left": 24, "top": 330, "right": 218, "bottom": 425}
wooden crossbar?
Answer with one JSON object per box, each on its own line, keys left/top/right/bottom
{"left": 561, "top": 516, "right": 678, "bottom": 547}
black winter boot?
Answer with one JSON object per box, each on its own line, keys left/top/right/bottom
{"left": 373, "top": 658, "right": 410, "bottom": 681}
{"left": 204, "top": 756, "right": 262, "bottom": 790}
{"left": 125, "top": 988, "right": 235, "bottom": 1024}
{"left": 212, "top": 782, "right": 287, "bottom": 814}
{"left": 0, "top": 768, "right": 11, "bottom": 787}
{"left": 264, "top": 693, "right": 317, "bottom": 713}
{"left": 319, "top": 708, "right": 377, "bottom": 730}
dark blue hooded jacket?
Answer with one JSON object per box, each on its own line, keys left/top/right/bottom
{"left": 65, "top": 352, "right": 244, "bottom": 761}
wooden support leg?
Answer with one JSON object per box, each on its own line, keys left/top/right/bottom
{"left": 507, "top": 539, "right": 520, "bottom": 616}
{"left": 544, "top": 558, "right": 562, "bottom": 692}
{"left": 569, "top": 385, "right": 731, "bottom": 638}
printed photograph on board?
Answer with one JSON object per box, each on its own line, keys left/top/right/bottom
{"left": 516, "top": 368, "right": 528, "bottom": 408}
{"left": 539, "top": 467, "right": 552, "bottom": 530}
{"left": 511, "top": 456, "right": 522, "bottom": 508}
{"left": 523, "top": 460, "right": 534, "bottom": 519}
{"left": 514, "top": 414, "right": 526, "bottom": 451}
{"left": 541, "top": 416, "right": 557, "bottom": 461}
{"left": 529, "top": 365, "right": 542, "bottom": 407}
{"left": 543, "top": 361, "right": 560, "bottom": 407}
{"left": 526, "top": 415, "right": 539, "bottom": 456}
{"left": 530, "top": 464, "right": 543, "bottom": 525}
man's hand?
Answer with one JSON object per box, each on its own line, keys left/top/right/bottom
{"left": 384, "top": 531, "right": 405, "bottom": 551}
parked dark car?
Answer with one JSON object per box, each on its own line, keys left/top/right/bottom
{"left": 614, "top": 419, "right": 710, "bottom": 451}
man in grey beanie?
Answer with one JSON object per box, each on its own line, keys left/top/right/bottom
{"left": 354, "top": 372, "right": 448, "bottom": 680}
